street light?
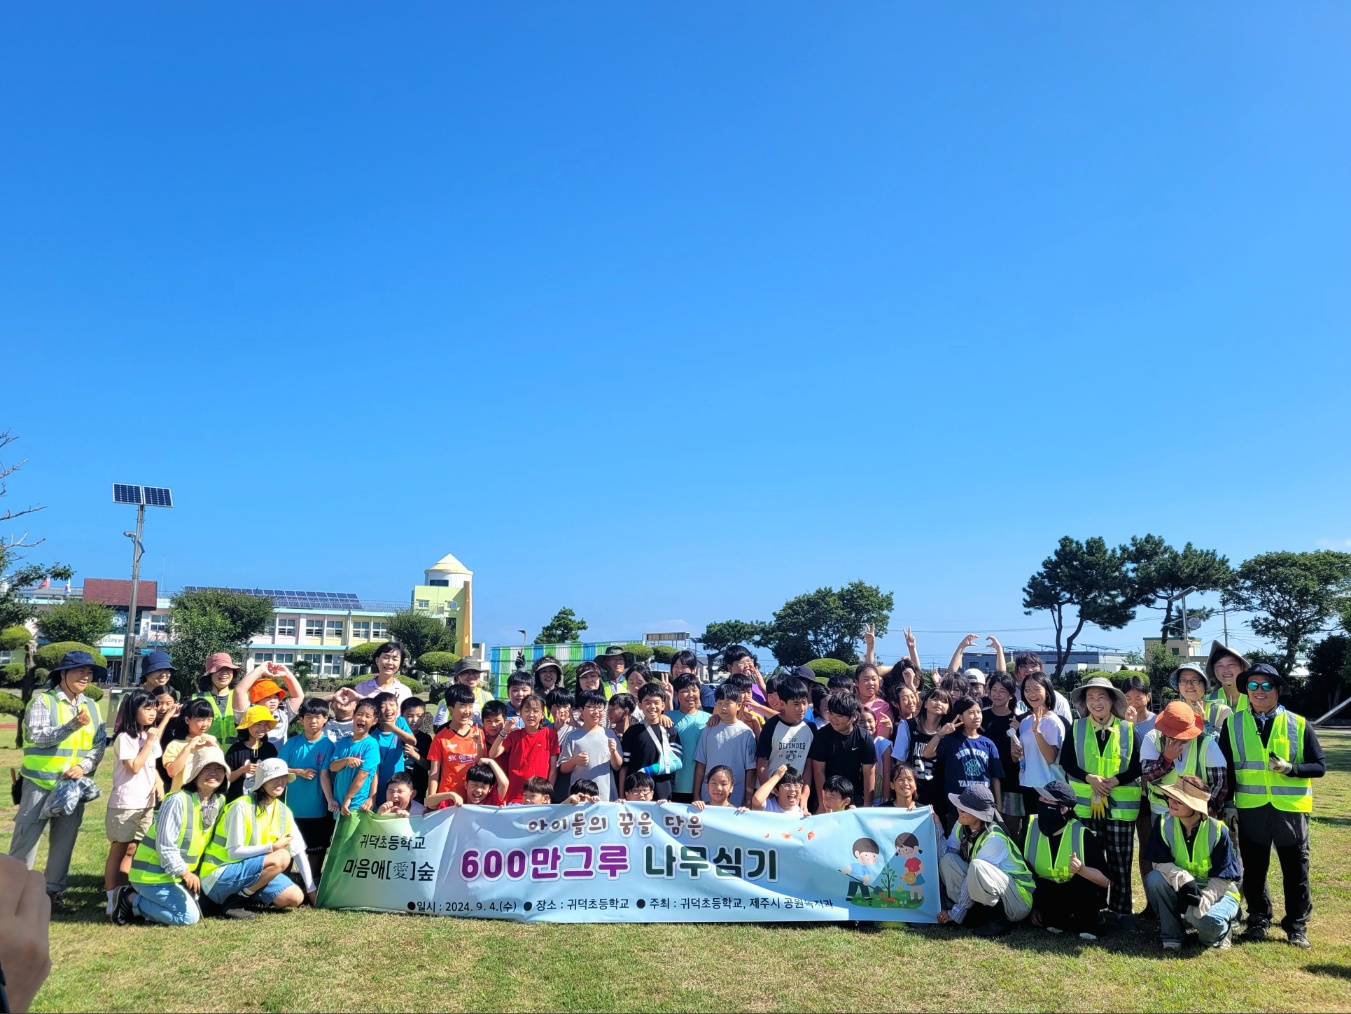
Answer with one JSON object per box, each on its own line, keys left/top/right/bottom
{"left": 1162, "top": 585, "right": 1200, "bottom": 659}
{"left": 112, "top": 484, "right": 174, "bottom": 686}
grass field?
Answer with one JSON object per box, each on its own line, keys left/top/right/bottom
{"left": 2, "top": 725, "right": 1349, "bottom": 1013}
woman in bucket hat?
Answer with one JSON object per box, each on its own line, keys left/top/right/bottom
{"left": 935, "top": 784, "right": 1035, "bottom": 937}
{"left": 1060, "top": 675, "right": 1143, "bottom": 929}
{"left": 1170, "top": 663, "right": 1232, "bottom": 737}
{"left": 198, "top": 756, "right": 316, "bottom": 916}
{"left": 432, "top": 657, "right": 495, "bottom": 727}
{"left": 7, "top": 650, "right": 109, "bottom": 914}
{"left": 1143, "top": 774, "right": 1243, "bottom": 952}
{"left": 193, "top": 652, "right": 242, "bottom": 744}
{"left": 114, "top": 745, "right": 230, "bottom": 926}
{"left": 1204, "top": 641, "right": 1251, "bottom": 718}
{"left": 138, "top": 649, "right": 178, "bottom": 700}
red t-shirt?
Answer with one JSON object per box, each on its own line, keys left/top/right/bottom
{"left": 427, "top": 725, "right": 485, "bottom": 801}
{"left": 499, "top": 726, "right": 559, "bottom": 802}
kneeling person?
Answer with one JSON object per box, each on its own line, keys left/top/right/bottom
{"left": 937, "top": 785, "right": 1034, "bottom": 937}
{"left": 1025, "top": 780, "right": 1109, "bottom": 939}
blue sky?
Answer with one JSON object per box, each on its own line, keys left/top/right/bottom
{"left": 4, "top": 4, "right": 1349, "bottom": 663}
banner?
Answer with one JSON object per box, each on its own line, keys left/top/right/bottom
{"left": 316, "top": 802, "right": 940, "bottom": 923}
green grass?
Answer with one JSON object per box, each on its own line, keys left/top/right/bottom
{"left": 3, "top": 729, "right": 1350, "bottom": 1012}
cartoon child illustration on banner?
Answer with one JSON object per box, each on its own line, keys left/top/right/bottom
{"left": 841, "top": 837, "right": 883, "bottom": 901}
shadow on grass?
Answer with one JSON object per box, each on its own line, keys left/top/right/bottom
{"left": 1305, "top": 964, "right": 1351, "bottom": 981}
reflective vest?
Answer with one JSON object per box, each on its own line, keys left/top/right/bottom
{"left": 1024, "top": 816, "right": 1085, "bottom": 884}
{"left": 1205, "top": 686, "right": 1248, "bottom": 715}
{"left": 1227, "top": 709, "right": 1312, "bottom": 813}
{"left": 1194, "top": 699, "right": 1230, "bottom": 736}
{"left": 1145, "top": 732, "right": 1214, "bottom": 812}
{"left": 198, "top": 795, "right": 292, "bottom": 879}
{"left": 1161, "top": 815, "right": 1240, "bottom": 902}
{"left": 129, "top": 791, "right": 211, "bottom": 885}
{"left": 1069, "top": 718, "right": 1141, "bottom": 821}
{"left": 20, "top": 691, "right": 99, "bottom": 790}
{"left": 194, "top": 691, "right": 236, "bottom": 743}
{"left": 972, "top": 824, "right": 1035, "bottom": 906}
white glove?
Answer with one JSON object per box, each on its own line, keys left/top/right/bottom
{"left": 1267, "top": 754, "right": 1292, "bottom": 775}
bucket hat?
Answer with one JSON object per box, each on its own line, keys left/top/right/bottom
{"left": 204, "top": 652, "right": 241, "bottom": 675}
{"left": 1168, "top": 663, "right": 1210, "bottom": 692}
{"left": 253, "top": 756, "right": 294, "bottom": 787}
{"left": 1205, "top": 641, "right": 1250, "bottom": 683}
{"left": 1038, "top": 780, "right": 1078, "bottom": 809}
{"left": 237, "top": 705, "right": 278, "bottom": 731}
{"left": 531, "top": 655, "right": 562, "bottom": 677}
{"left": 184, "top": 745, "right": 229, "bottom": 785}
{"left": 141, "top": 650, "right": 175, "bottom": 676}
{"left": 1153, "top": 701, "right": 1204, "bottom": 742}
{"left": 1157, "top": 774, "right": 1210, "bottom": 816}
{"left": 248, "top": 678, "right": 285, "bottom": 704}
{"left": 948, "top": 784, "right": 1001, "bottom": 824}
{"left": 50, "top": 650, "right": 107, "bottom": 683}
{"left": 1070, "top": 675, "right": 1127, "bottom": 719}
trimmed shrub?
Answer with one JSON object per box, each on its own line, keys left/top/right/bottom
{"left": 0, "top": 691, "right": 23, "bottom": 717}
{"left": 805, "top": 658, "right": 853, "bottom": 681}
{"left": 344, "top": 642, "right": 381, "bottom": 668}
{"left": 34, "top": 642, "right": 107, "bottom": 671}
{"left": 417, "top": 652, "right": 461, "bottom": 676}
{"left": 650, "top": 645, "right": 680, "bottom": 665}
{"left": 0, "top": 626, "right": 32, "bottom": 652}
{"left": 398, "top": 676, "right": 427, "bottom": 697}
{"left": 81, "top": 684, "right": 104, "bottom": 702}
{"left": 621, "top": 643, "right": 654, "bottom": 663}
{"left": 2, "top": 661, "right": 24, "bottom": 684}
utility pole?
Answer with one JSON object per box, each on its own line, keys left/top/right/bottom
{"left": 120, "top": 504, "right": 145, "bottom": 687}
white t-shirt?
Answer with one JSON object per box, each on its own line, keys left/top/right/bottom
{"left": 354, "top": 677, "right": 411, "bottom": 708}
{"left": 764, "top": 797, "right": 807, "bottom": 817}
{"left": 110, "top": 732, "right": 162, "bottom": 809}
{"left": 1017, "top": 713, "right": 1066, "bottom": 792}
{"left": 1140, "top": 729, "right": 1225, "bottom": 815}
{"left": 759, "top": 717, "right": 815, "bottom": 775}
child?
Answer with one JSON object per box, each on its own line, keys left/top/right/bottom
{"left": 505, "top": 672, "right": 536, "bottom": 726}
{"left": 624, "top": 771, "right": 656, "bottom": 802}
{"left": 371, "top": 691, "right": 417, "bottom": 798}
{"left": 807, "top": 691, "right": 876, "bottom": 811}
{"left": 326, "top": 687, "right": 357, "bottom": 741}
{"left": 225, "top": 706, "right": 278, "bottom": 803}
{"left": 890, "top": 831, "right": 926, "bottom": 903}
{"left": 692, "top": 685, "right": 758, "bottom": 807}
{"left": 924, "top": 694, "right": 1003, "bottom": 829}
{"left": 548, "top": 689, "right": 579, "bottom": 802}
{"left": 861, "top": 708, "right": 893, "bottom": 806}
{"left": 480, "top": 700, "right": 509, "bottom": 745}
{"left": 607, "top": 693, "right": 636, "bottom": 736}
{"left": 233, "top": 663, "right": 303, "bottom": 748}
{"left": 105, "top": 689, "right": 176, "bottom": 917}
{"left": 819, "top": 775, "right": 856, "bottom": 813}
{"left": 565, "top": 777, "right": 600, "bottom": 805}
{"left": 667, "top": 674, "right": 711, "bottom": 804}
{"left": 378, "top": 771, "right": 427, "bottom": 816}
{"left": 489, "top": 693, "right": 560, "bottom": 803}
{"left": 558, "top": 689, "right": 622, "bottom": 801}
{"left": 890, "top": 763, "right": 920, "bottom": 811}
{"left": 427, "top": 685, "right": 486, "bottom": 808}
{"left": 279, "top": 697, "right": 337, "bottom": 877}
{"left": 329, "top": 699, "right": 381, "bottom": 816}
{"left": 519, "top": 776, "right": 554, "bottom": 806}
{"left": 856, "top": 663, "right": 896, "bottom": 739}
{"left": 692, "top": 765, "right": 745, "bottom": 811}
{"left": 161, "top": 698, "right": 219, "bottom": 795}
{"left": 621, "top": 685, "right": 682, "bottom": 800}
{"left": 756, "top": 679, "right": 815, "bottom": 800}
{"left": 427, "top": 759, "right": 509, "bottom": 808}
{"left": 400, "top": 696, "right": 431, "bottom": 803}
{"left": 724, "top": 675, "right": 765, "bottom": 738}
{"left": 751, "top": 765, "right": 807, "bottom": 817}
{"left": 981, "top": 673, "right": 1023, "bottom": 835}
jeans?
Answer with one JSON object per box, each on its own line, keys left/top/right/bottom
{"left": 7, "top": 778, "right": 85, "bottom": 895}
{"left": 939, "top": 852, "right": 1033, "bottom": 923}
{"left": 131, "top": 882, "right": 201, "bottom": 926}
{"left": 202, "top": 855, "right": 294, "bottom": 907}
{"left": 1143, "top": 871, "right": 1239, "bottom": 946}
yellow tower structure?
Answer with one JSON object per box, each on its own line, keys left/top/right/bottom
{"left": 412, "top": 552, "right": 473, "bottom": 658}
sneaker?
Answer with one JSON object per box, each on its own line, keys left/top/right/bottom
{"left": 1287, "top": 930, "right": 1311, "bottom": 950}
{"left": 974, "top": 918, "right": 1011, "bottom": 939}
{"left": 1079, "top": 932, "right": 1099, "bottom": 942}
{"left": 1212, "top": 933, "right": 1232, "bottom": 951}
{"left": 1162, "top": 940, "right": 1182, "bottom": 952}
{"left": 111, "top": 886, "right": 138, "bottom": 926}
{"left": 1240, "top": 924, "right": 1269, "bottom": 943}
{"left": 47, "top": 893, "right": 74, "bottom": 916}
{"left": 220, "top": 905, "right": 257, "bottom": 921}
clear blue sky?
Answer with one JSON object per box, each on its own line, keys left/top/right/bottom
{"left": 5, "top": 4, "right": 1349, "bottom": 662}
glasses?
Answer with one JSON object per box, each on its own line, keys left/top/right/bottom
{"left": 1177, "top": 678, "right": 1205, "bottom": 689}
{"left": 1247, "top": 680, "right": 1276, "bottom": 692}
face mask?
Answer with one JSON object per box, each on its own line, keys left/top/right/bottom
{"left": 1036, "top": 802, "right": 1069, "bottom": 837}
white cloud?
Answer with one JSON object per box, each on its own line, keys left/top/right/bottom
{"left": 1316, "top": 538, "right": 1351, "bottom": 549}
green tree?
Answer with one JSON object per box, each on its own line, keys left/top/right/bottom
{"left": 36, "top": 599, "right": 114, "bottom": 647}
{"left": 758, "top": 582, "right": 895, "bottom": 667}
{"left": 535, "top": 608, "right": 588, "bottom": 644}
{"left": 621, "top": 643, "right": 654, "bottom": 663}
{"left": 417, "top": 651, "right": 462, "bottom": 676}
{"left": 1224, "top": 550, "right": 1351, "bottom": 677}
{"left": 384, "top": 610, "right": 457, "bottom": 673}
{"left": 1023, "top": 536, "right": 1137, "bottom": 678}
{"left": 1303, "top": 634, "right": 1349, "bottom": 716}
{"left": 1127, "top": 536, "right": 1232, "bottom": 643}
{"left": 699, "top": 620, "right": 769, "bottom": 654}
{"left": 166, "top": 588, "right": 274, "bottom": 695}
{"left": 344, "top": 642, "right": 381, "bottom": 671}
{"left": 33, "top": 641, "right": 108, "bottom": 671}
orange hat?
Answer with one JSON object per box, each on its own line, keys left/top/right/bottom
{"left": 1153, "top": 700, "right": 1203, "bottom": 741}
{"left": 248, "top": 678, "right": 285, "bottom": 704}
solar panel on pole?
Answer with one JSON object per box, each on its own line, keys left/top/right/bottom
{"left": 113, "top": 484, "right": 143, "bottom": 505}
{"left": 143, "top": 486, "right": 174, "bottom": 508}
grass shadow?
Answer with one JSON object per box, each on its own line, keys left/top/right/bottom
{"left": 1306, "top": 964, "right": 1351, "bottom": 981}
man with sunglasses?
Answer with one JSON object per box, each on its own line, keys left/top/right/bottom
{"left": 1219, "top": 663, "right": 1326, "bottom": 949}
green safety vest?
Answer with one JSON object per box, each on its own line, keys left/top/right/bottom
{"left": 1227, "top": 709, "right": 1312, "bottom": 813}
{"left": 1024, "top": 816, "right": 1085, "bottom": 884}
{"left": 198, "top": 796, "right": 291, "bottom": 879}
{"left": 129, "top": 791, "right": 212, "bottom": 886}
{"left": 1069, "top": 718, "right": 1141, "bottom": 821}
{"left": 1161, "top": 815, "right": 1240, "bottom": 902}
{"left": 20, "top": 691, "right": 99, "bottom": 791}
{"left": 194, "top": 691, "right": 236, "bottom": 743}
{"left": 1204, "top": 686, "right": 1248, "bottom": 715}
{"left": 1145, "top": 732, "right": 1214, "bottom": 811}
{"left": 972, "top": 824, "right": 1035, "bottom": 906}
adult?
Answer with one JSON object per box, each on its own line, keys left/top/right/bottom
{"left": 532, "top": 655, "right": 564, "bottom": 696}
{"left": 936, "top": 785, "right": 1035, "bottom": 937}
{"left": 1170, "top": 663, "right": 1231, "bottom": 738}
{"left": 1140, "top": 701, "right": 1226, "bottom": 820}
{"left": 1025, "top": 780, "right": 1109, "bottom": 939}
{"left": 117, "top": 746, "right": 230, "bottom": 926}
{"left": 596, "top": 646, "right": 630, "bottom": 696}
{"left": 233, "top": 663, "right": 304, "bottom": 747}
{"left": 351, "top": 641, "right": 411, "bottom": 709}
{"left": 432, "top": 658, "right": 496, "bottom": 727}
{"left": 1220, "top": 663, "right": 1325, "bottom": 949}
{"left": 1061, "top": 675, "right": 1142, "bottom": 929}
{"left": 1011, "top": 652, "right": 1074, "bottom": 725}
{"left": 9, "top": 650, "right": 107, "bottom": 914}
{"left": 1204, "top": 641, "right": 1250, "bottom": 718}
{"left": 139, "top": 649, "right": 178, "bottom": 701}
{"left": 194, "top": 652, "right": 241, "bottom": 744}
{"left": 1144, "top": 774, "right": 1242, "bottom": 952}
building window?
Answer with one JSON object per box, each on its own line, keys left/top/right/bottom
{"left": 372, "top": 621, "right": 387, "bottom": 639}
{"left": 305, "top": 619, "right": 323, "bottom": 639}
{"left": 352, "top": 620, "right": 371, "bottom": 640}
{"left": 326, "top": 619, "right": 345, "bottom": 639}
{"left": 302, "top": 652, "right": 323, "bottom": 669}
{"left": 1171, "top": 647, "right": 1180, "bottom": 656}
{"left": 276, "top": 618, "right": 296, "bottom": 638}
{"left": 320, "top": 653, "right": 344, "bottom": 676}
{"left": 149, "top": 614, "right": 169, "bottom": 635}
{"left": 415, "top": 599, "right": 430, "bottom": 610}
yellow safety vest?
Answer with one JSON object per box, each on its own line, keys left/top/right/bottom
{"left": 1227, "top": 709, "right": 1312, "bottom": 813}
{"left": 1205, "top": 686, "right": 1248, "bottom": 715}
{"left": 129, "top": 791, "right": 211, "bottom": 885}
{"left": 1161, "top": 815, "right": 1240, "bottom": 902}
{"left": 198, "top": 796, "right": 293, "bottom": 879}
{"left": 972, "top": 824, "right": 1035, "bottom": 906}
{"left": 20, "top": 691, "right": 99, "bottom": 791}
{"left": 1145, "top": 732, "right": 1214, "bottom": 811}
{"left": 1024, "top": 816, "right": 1086, "bottom": 884}
{"left": 194, "top": 691, "right": 236, "bottom": 743}
{"left": 1069, "top": 718, "right": 1141, "bottom": 821}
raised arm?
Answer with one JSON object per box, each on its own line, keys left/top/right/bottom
{"left": 233, "top": 664, "right": 268, "bottom": 713}
{"left": 987, "top": 636, "right": 1006, "bottom": 674}
{"left": 946, "top": 635, "right": 979, "bottom": 678}
{"left": 751, "top": 764, "right": 787, "bottom": 810}
{"left": 905, "top": 627, "right": 921, "bottom": 673}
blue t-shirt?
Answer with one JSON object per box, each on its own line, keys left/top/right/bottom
{"left": 371, "top": 718, "right": 412, "bottom": 791}
{"left": 333, "top": 734, "right": 381, "bottom": 811}
{"left": 279, "top": 734, "right": 336, "bottom": 819}
{"left": 936, "top": 733, "right": 1005, "bottom": 800}
{"left": 666, "top": 709, "right": 711, "bottom": 795}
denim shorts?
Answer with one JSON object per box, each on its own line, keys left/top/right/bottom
{"left": 203, "top": 854, "right": 295, "bottom": 907}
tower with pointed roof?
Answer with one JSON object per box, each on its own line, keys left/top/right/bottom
{"left": 412, "top": 552, "right": 473, "bottom": 658}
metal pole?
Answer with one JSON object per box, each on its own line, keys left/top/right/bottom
{"left": 1180, "top": 593, "right": 1189, "bottom": 660}
{"left": 120, "top": 504, "right": 145, "bottom": 687}
{"left": 1222, "top": 607, "right": 1229, "bottom": 646}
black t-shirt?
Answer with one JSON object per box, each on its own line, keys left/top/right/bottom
{"left": 620, "top": 723, "right": 675, "bottom": 798}
{"left": 410, "top": 730, "right": 433, "bottom": 802}
{"left": 980, "top": 708, "right": 1021, "bottom": 793}
{"left": 224, "top": 739, "right": 278, "bottom": 801}
{"left": 807, "top": 724, "right": 877, "bottom": 807}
